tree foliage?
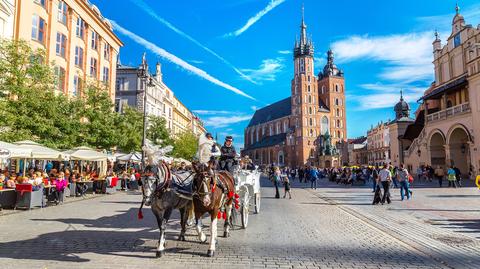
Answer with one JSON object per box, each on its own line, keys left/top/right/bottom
{"left": 147, "top": 115, "right": 172, "bottom": 146}
{"left": 171, "top": 131, "right": 198, "bottom": 160}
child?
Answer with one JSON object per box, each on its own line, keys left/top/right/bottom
{"left": 283, "top": 175, "right": 292, "bottom": 199}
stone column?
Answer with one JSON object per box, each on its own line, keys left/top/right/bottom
{"left": 444, "top": 144, "right": 452, "bottom": 167}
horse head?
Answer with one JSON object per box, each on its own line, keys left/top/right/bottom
{"left": 141, "top": 163, "right": 167, "bottom": 206}
{"left": 192, "top": 161, "right": 215, "bottom": 207}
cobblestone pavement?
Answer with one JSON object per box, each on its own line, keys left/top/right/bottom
{"left": 0, "top": 178, "right": 475, "bottom": 269}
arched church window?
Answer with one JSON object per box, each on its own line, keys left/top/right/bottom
{"left": 336, "top": 108, "right": 339, "bottom": 116}
{"left": 335, "top": 84, "right": 339, "bottom": 92}
{"left": 308, "top": 85, "right": 311, "bottom": 92}
{"left": 337, "top": 119, "right": 340, "bottom": 128}
{"left": 309, "top": 107, "right": 312, "bottom": 115}
{"left": 321, "top": 116, "right": 329, "bottom": 135}
{"left": 309, "top": 118, "right": 313, "bottom": 126}
{"left": 308, "top": 95, "right": 312, "bottom": 103}
{"left": 335, "top": 98, "right": 339, "bottom": 106}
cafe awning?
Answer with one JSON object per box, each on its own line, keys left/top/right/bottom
{"left": 116, "top": 152, "right": 142, "bottom": 163}
{"left": 63, "top": 146, "right": 108, "bottom": 161}
{"left": 0, "top": 141, "right": 32, "bottom": 159}
{"left": 14, "top": 140, "right": 65, "bottom": 160}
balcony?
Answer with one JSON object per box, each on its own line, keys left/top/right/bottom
{"left": 426, "top": 102, "right": 470, "bottom": 123}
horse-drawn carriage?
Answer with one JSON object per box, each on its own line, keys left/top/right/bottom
{"left": 230, "top": 168, "right": 261, "bottom": 229}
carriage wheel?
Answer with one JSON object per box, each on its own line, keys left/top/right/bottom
{"left": 254, "top": 193, "right": 261, "bottom": 214}
{"left": 241, "top": 191, "right": 250, "bottom": 229}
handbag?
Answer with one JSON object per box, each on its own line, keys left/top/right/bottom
{"left": 408, "top": 174, "right": 414, "bottom": 183}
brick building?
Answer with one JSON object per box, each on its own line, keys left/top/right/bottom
{"left": 242, "top": 9, "right": 347, "bottom": 168}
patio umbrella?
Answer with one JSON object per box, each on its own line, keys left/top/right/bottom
{"left": 14, "top": 140, "right": 65, "bottom": 160}
{"left": 63, "top": 146, "right": 108, "bottom": 161}
{"left": 116, "top": 152, "right": 142, "bottom": 162}
{"left": 0, "top": 141, "right": 32, "bottom": 159}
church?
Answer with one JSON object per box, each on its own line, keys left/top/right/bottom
{"left": 242, "top": 10, "right": 347, "bottom": 168}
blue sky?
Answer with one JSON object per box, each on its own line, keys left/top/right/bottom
{"left": 93, "top": 0, "right": 480, "bottom": 148}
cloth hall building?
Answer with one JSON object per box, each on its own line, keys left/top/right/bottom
{"left": 242, "top": 12, "right": 347, "bottom": 168}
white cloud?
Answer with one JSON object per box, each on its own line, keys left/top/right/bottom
{"left": 278, "top": 50, "right": 291, "bottom": 54}
{"left": 360, "top": 82, "right": 427, "bottom": 94}
{"left": 189, "top": 60, "right": 204, "bottom": 64}
{"left": 331, "top": 32, "right": 435, "bottom": 83}
{"left": 241, "top": 58, "right": 284, "bottom": 83}
{"left": 416, "top": 4, "right": 480, "bottom": 32}
{"left": 111, "top": 21, "right": 255, "bottom": 100}
{"left": 130, "top": 0, "right": 257, "bottom": 84}
{"left": 203, "top": 115, "right": 252, "bottom": 128}
{"left": 354, "top": 91, "right": 424, "bottom": 111}
{"left": 250, "top": 106, "right": 258, "bottom": 111}
{"left": 193, "top": 110, "right": 232, "bottom": 115}
{"left": 224, "top": 0, "right": 286, "bottom": 37}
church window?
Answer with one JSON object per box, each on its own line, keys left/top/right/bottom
{"left": 335, "top": 84, "right": 339, "bottom": 92}
{"left": 250, "top": 130, "right": 254, "bottom": 145}
{"left": 276, "top": 122, "right": 280, "bottom": 134}
{"left": 337, "top": 130, "right": 341, "bottom": 138}
{"left": 308, "top": 85, "right": 311, "bottom": 92}
{"left": 310, "top": 129, "right": 313, "bottom": 137}
{"left": 321, "top": 86, "right": 325, "bottom": 94}
{"left": 336, "top": 108, "right": 339, "bottom": 117}
{"left": 336, "top": 120, "right": 340, "bottom": 128}
{"left": 309, "top": 107, "right": 312, "bottom": 115}
{"left": 269, "top": 125, "right": 273, "bottom": 135}
{"left": 309, "top": 118, "right": 313, "bottom": 126}
{"left": 283, "top": 121, "right": 288, "bottom": 132}
{"left": 256, "top": 128, "right": 259, "bottom": 142}
{"left": 454, "top": 33, "right": 461, "bottom": 48}
{"left": 335, "top": 98, "right": 339, "bottom": 106}
{"left": 308, "top": 76, "right": 311, "bottom": 82}
{"left": 321, "top": 116, "right": 329, "bottom": 135}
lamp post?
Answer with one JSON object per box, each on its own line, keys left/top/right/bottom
{"left": 137, "top": 53, "right": 154, "bottom": 168}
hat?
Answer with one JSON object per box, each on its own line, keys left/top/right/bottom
{"left": 225, "top": 136, "right": 233, "bottom": 141}
{"left": 206, "top": 133, "right": 213, "bottom": 138}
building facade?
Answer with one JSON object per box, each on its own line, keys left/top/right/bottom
{"left": 347, "top": 136, "right": 367, "bottom": 166}
{"left": 13, "top": 0, "right": 122, "bottom": 99}
{"left": 0, "top": 0, "right": 14, "bottom": 39}
{"left": 115, "top": 56, "right": 206, "bottom": 137}
{"left": 399, "top": 5, "right": 480, "bottom": 177}
{"left": 242, "top": 9, "right": 347, "bottom": 168}
{"left": 367, "top": 121, "right": 390, "bottom": 166}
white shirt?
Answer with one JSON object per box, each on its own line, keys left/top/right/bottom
{"left": 379, "top": 169, "right": 391, "bottom": 182}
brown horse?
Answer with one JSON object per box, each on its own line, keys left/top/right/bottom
{"left": 192, "top": 163, "right": 236, "bottom": 257}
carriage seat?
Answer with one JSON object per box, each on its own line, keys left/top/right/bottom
{"left": 171, "top": 172, "right": 193, "bottom": 197}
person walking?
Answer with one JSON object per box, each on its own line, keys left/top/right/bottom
{"left": 391, "top": 165, "right": 399, "bottom": 188}
{"left": 372, "top": 166, "right": 379, "bottom": 192}
{"left": 298, "top": 167, "right": 304, "bottom": 183}
{"left": 379, "top": 164, "right": 392, "bottom": 204}
{"left": 434, "top": 165, "right": 445, "bottom": 188}
{"left": 397, "top": 164, "right": 411, "bottom": 201}
{"left": 283, "top": 175, "right": 292, "bottom": 199}
{"left": 309, "top": 166, "right": 318, "bottom": 190}
{"left": 453, "top": 166, "right": 462, "bottom": 187}
{"left": 272, "top": 166, "right": 281, "bottom": 199}
{"left": 447, "top": 166, "right": 458, "bottom": 188}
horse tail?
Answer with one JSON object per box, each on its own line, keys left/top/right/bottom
{"left": 138, "top": 199, "right": 144, "bottom": 220}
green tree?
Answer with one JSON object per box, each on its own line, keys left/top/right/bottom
{"left": 171, "top": 131, "right": 198, "bottom": 160}
{"left": 147, "top": 115, "right": 172, "bottom": 146}
{"left": 115, "top": 106, "right": 143, "bottom": 152}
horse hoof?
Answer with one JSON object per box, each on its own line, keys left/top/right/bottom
{"left": 207, "top": 250, "right": 215, "bottom": 257}
{"left": 223, "top": 231, "right": 230, "bottom": 238}
{"left": 156, "top": 251, "right": 164, "bottom": 258}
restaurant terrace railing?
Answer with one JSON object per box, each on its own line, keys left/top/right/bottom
{"left": 426, "top": 102, "right": 470, "bottom": 123}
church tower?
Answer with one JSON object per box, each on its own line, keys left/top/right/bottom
{"left": 318, "top": 49, "right": 347, "bottom": 146}
{"left": 290, "top": 6, "right": 321, "bottom": 166}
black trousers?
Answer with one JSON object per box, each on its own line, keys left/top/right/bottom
{"left": 274, "top": 181, "right": 280, "bottom": 199}
{"left": 381, "top": 181, "right": 391, "bottom": 204}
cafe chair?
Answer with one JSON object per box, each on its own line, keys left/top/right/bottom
{"left": 106, "top": 177, "right": 119, "bottom": 194}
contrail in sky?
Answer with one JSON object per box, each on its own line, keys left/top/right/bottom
{"left": 111, "top": 21, "right": 255, "bottom": 101}
{"left": 224, "top": 0, "right": 286, "bottom": 37}
{"left": 130, "top": 0, "right": 257, "bottom": 84}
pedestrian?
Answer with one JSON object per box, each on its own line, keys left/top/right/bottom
{"left": 447, "top": 166, "right": 458, "bottom": 188}
{"left": 434, "top": 165, "right": 445, "bottom": 188}
{"left": 454, "top": 166, "right": 462, "bottom": 187}
{"left": 272, "top": 166, "right": 281, "bottom": 199}
{"left": 396, "top": 164, "right": 411, "bottom": 201}
{"left": 391, "top": 165, "right": 399, "bottom": 188}
{"left": 379, "top": 164, "right": 392, "bottom": 204}
{"left": 309, "top": 166, "right": 318, "bottom": 190}
{"left": 298, "top": 167, "right": 304, "bottom": 183}
{"left": 283, "top": 175, "right": 292, "bottom": 199}
{"left": 372, "top": 166, "right": 379, "bottom": 192}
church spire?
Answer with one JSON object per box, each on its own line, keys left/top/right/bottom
{"left": 300, "top": 3, "right": 307, "bottom": 46}
{"left": 455, "top": 2, "right": 460, "bottom": 14}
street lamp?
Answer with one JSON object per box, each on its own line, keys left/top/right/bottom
{"left": 137, "top": 53, "right": 155, "bottom": 168}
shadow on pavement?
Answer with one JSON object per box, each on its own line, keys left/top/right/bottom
{"left": 429, "top": 218, "right": 480, "bottom": 238}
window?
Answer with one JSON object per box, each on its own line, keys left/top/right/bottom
{"left": 308, "top": 85, "right": 311, "bottom": 92}
{"left": 335, "top": 98, "right": 339, "bottom": 106}
{"left": 34, "top": 0, "right": 46, "bottom": 8}
{"left": 454, "top": 33, "right": 461, "bottom": 48}
{"left": 321, "top": 116, "right": 329, "bottom": 135}
{"left": 58, "top": 1, "right": 68, "bottom": 25}
{"left": 72, "top": 75, "right": 82, "bottom": 96}
{"left": 283, "top": 121, "right": 288, "bottom": 132}
{"left": 308, "top": 95, "right": 312, "bottom": 104}
{"left": 91, "top": 31, "right": 99, "bottom": 50}
{"left": 102, "top": 67, "right": 109, "bottom": 83}
{"left": 104, "top": 44, "right": 111, "bottom": 60}
{"left": 76, "top": 17, "right": 85, "bottom": 38}
{"left": 335, "top": 84, "right": 339, "bottom": 92}
{"left": 336, "top": 108, "right": 340, "bottom": 117}
{"left": 321, "top": 86, "right": 325, "bottom": 94}
{"left": 90, "top": 58, "right": 97, "bottom": 78}
{"left": 31, "top": 15, "right": 46, "bottom": 43}
{"left": 55, "top": 33, "right": 67, "bottom": 57}
{"left": 74, "top": 46, "right": 83, "bottom": 67}
{"left": 54, "top": 66, "right": 66, "bottom": 92}
{"left": 309, "top": 118, "right": 313, "bottom": 126}
{"left": 309, "top": 107, "right": 312, "bottom": 115}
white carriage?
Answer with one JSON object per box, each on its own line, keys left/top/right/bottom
{"left": 231, "top": 168, "right": 261, "bottom": 229}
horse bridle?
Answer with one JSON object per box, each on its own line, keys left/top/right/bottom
{"left": 192, "top": 170, "right": 217, "bottom": 198}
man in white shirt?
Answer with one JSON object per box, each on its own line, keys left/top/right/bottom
{"left": 378, "top": 164, "right": 392, "bottom": 204}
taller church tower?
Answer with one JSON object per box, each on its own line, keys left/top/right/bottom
{"left": 290, "top": 6, "right": 322, "bottom": 166}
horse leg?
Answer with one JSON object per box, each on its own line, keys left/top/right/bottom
{"left": 186, "top": 203, "right": 195, "bottom": 226}
{"left": 195, "top": 212, "right": 207, "bottom": 243}
{"left": 178, "top": 207, "right": 187, "bottom": 241}
{"left": 223, "top": 201, "right": 233, "bottom": 238}
{"left": 207, "top": 211, "right": 218, "bottom": 257}
{"left": 155, "top": 213, "right": 166, "bottom": 258}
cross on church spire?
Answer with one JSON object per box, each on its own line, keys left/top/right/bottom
{"left": 455, "top": 2, "right": 460, "bottom": 14}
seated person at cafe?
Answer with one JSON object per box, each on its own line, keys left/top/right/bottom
{"left": 72, "top": 172, "right": 88, "bottom": 197}
{"left": 6, "top": 175, "right": 16, "bottom": 189}
{"left": 49, "top": 172, "right": 67, "bottom": 204}
{"left": 28, "top": 172, "right": 44, "bottom": 191}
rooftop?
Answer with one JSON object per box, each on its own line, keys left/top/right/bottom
{"left": 247, "top": 97, "right": 291, "bottom": 127}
